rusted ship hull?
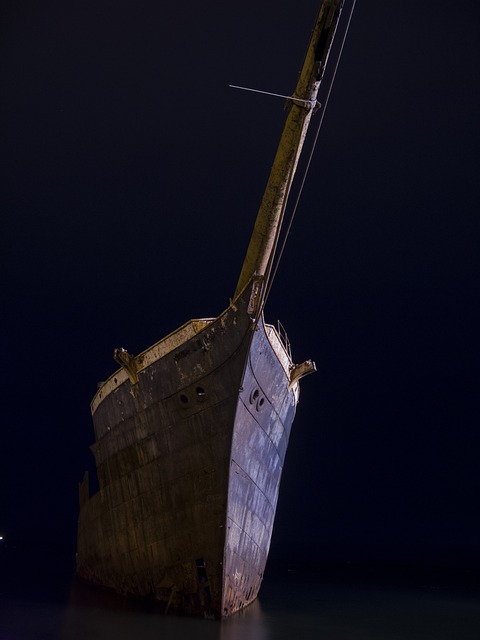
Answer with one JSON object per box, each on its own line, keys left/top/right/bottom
{"left": 77, "top": 0, "right": 348, "bottom": 619}
{"left": 77, "top": 281, "right": 303, "bottom": 617}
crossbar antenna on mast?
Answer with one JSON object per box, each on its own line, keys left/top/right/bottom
{"left": 229, "top": 84, "right": 321, "bottom": 110}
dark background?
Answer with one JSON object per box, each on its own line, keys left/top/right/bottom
{"left": 2, "top": 0, "right": 479, "bottom": 576}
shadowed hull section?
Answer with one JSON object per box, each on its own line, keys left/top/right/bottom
{"left": 77, "top": 283, "right": 298, "bottom": 617}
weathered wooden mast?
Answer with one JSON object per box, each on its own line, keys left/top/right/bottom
{"left": 234, "top": 0, "right": 344, "bottom": 301}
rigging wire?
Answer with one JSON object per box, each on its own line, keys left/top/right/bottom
{"left": 261, "top": 0, "right": 358, "bottom": 313}
{"left": 229, "top": 85, "right": 319, "bottom": 110}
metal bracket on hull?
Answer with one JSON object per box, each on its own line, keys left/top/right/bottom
{"left": 288, "top": 359, "right": 317, "bottom": 390}
{"left": 113, "top": 347, "right": 138, "bottom": 385}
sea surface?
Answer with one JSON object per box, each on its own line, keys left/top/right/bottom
{"left": 1, "top": 543, "right": 479, "bottom": 640}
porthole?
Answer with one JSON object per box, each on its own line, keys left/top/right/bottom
{"left": 249, "top": 388, "right": 259, "bottom": 404}
{"left": 196, "top": 386, "right": 206, "bottom": 398}
{"left": 180, "top": 394, "right": 189, "bottom": 404}
{"left": 256, "top": 396, "right": 265, "bottom": 412}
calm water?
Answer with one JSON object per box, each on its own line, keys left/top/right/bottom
{"left": 1, "top": 544, "right": 479, "bottom": 639}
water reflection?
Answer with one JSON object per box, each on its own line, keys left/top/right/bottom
{"left": 219, "top": 599, "right": 267, "bottom": 640}
{"left": 1, "top": 546, "right": 480, "bottom": 640}
{"left": 63, "top": 579, "right": 267, "bottom": 640}
{"left": 59, "top": 572, "right": 480, "bottom": 640}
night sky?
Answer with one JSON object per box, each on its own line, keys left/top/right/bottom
{"left": 2, "top": 0, "right": 480, "bottom": 574}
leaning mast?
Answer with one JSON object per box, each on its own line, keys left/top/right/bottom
{"left": 234, "top": 0, "right": 345, "bottom": 301}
